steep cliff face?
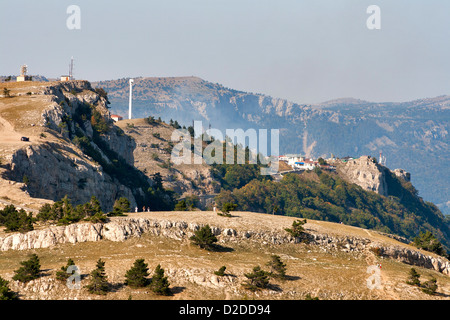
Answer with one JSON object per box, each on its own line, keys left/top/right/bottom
{"left": 8, "top": 143, "right": 136, "bottom": 212}
{"left": 336, "top": 156, "right": 389, "bottom": 196}
{"left": 336, "top": 156, "right": 411, "bottom": 197}
{"left": 0, "top": 80, "right": 139, "bottom": 211}
{"left": 115, "top": 118, "right": 218, "bottom": 198}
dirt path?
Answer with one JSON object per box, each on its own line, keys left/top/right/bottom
{"left": 0, "top": 115, "right": 23, "bottom": 145}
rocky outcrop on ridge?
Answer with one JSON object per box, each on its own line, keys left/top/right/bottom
{"left": 1, "top": 216, "right": 449, "bottom": 276}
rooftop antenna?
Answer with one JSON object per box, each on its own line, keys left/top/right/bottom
{"left": 379, "top": 151, "right": 386, "bottom": 166}
{"left": 20, "top": 64, "right": 28, "bottom": 76}
{"left": 128, "top": 78, "right": 134, "bottom": 119}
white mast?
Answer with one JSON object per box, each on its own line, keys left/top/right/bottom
{"left": 128, "top": 79, "right": 134, "bottom": 119}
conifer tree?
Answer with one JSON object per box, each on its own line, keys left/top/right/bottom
{"left": 110, "top": 197, "right": 130, "bottom": 216}
{"left": 421, "top": 277, "right": 438, "bottom": 295}
{"left": 221, "top": 202, "right": 237, "bottom": 215}
{"left": 189, "top": 225, "right": 218, "bottom": 250}
{"left": 0, "top": 276, "right": 18, "bottom": 300}
{"left": 56, "top": 258, "right": 76, "bottom": 282}
{"left": 406, "top": 268, "right": 421, "bottom": 287}
{"left": 85, "top": 259, "right": 109, "bottom": 295}
{"left": 285, "top": 219, "right": 307, "bottom": 238}
{"left": 242, "top": 266, "right": 270, "bottom": 291}
{"left": 12, "top": 254, "right": 41, "bottom": 283}
{"left": 266, "top": 255, "right": 287, "bottom": 280}
{"left": 125, "top": 259, "right": 150, "bottom": 288}
{"left": 413, "top": 231, "right": 446, "bottom": 256}
{"left": 150, "top": 264, "right": 171, "bottom": 296}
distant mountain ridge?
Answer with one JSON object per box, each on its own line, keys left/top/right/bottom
{"left": 91, "top": 77, "right": 450, "bottom": 215}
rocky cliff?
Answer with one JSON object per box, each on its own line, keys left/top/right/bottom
{"left": 335, "top": 156, "right": 410, "bottom": 197}
{"left": 0, "top": 80, "right": 139, "bottom": 211}
{"left": 336, "top": 156, "right": 389, "bottom": 196}
{"left": 115, "top": 118, "right": 218, "bottom": 199}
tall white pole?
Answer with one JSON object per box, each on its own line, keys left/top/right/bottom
{"left": 128, "top": 79, "right": 134, "bottom": 120}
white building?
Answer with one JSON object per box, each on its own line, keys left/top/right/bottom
{"left": 292, "top": 159, "right": 317, "bottom": 170}
{"left": 111, "top": 114, "right": 123, "bottom": 122}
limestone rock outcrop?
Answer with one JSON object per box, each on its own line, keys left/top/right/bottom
{"left": 337, "top": 156, "right": 389, "bottom": 196}
{"left": 1, "top": 216, "right": 449, "bottom": 276}
{"left": 336, "top": 156, "right": 411, "bottom": 197}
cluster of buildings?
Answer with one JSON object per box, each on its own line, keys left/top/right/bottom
{"left": 278, "top": 154, "right": 336, "bottom": 171}
{"left": 15, "top": 59, "right": 75, "bottom": 83}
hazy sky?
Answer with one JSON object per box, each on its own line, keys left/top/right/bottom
{"left": 1, "top": 0, "right": 449, "bottom": 104}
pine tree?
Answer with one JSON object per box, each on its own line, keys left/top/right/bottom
{"left": 174, "top": 200, "right": 187, "bottom": 211}
{"left": 406, "top": 268, "right": 421, "bottom": 287}
{"left": 110, "top": 197, "right": 130, "bottom": 216}
{"left": 220, "top": 202, "right": 237, "bottom": 216}
{"left": 12, "top": 254, "right": 41, "bottom": 283}
{"left": 285, "top": 219, "right": 307, "bottom": 238}
{"left": 150, "top": 264, "right": 171, "bottom": 296}
{"left": 85, "top": 259, "right": 109, "bottom": 295}
{"left": 421, "top": 278, "right": 438, "bottom": 295}
{"left": 413, "top": 231, "right": 446, "bottom": 256}
{"left": 56, "top": 258, "right": 76, "bottom": 282}
{"left": 3, "top": 87, "right": 11, "bottom": 98}
{"left": 18, "top": 210, "right": 34, "bottom": 232}
{"left": 242, "top": 266, "right": 270, "bottom": 291}
{"left": 266, "top": 255, "right": 287, "bottom": 280}
{"left": 125, "top": 259, "right": 150, "bottom": 288}
{"left": 189, "top": 225, "right": 218, "bottom": 250}
{"left": 0, "top": 276, "right": 18, "bottom": 300}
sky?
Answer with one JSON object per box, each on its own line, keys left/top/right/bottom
{"left": 1, "top": 0, "right": 449, "bottom": 104}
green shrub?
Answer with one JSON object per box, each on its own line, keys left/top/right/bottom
{"left": 214, "top": 266, "right": 226, "bottom": 277}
